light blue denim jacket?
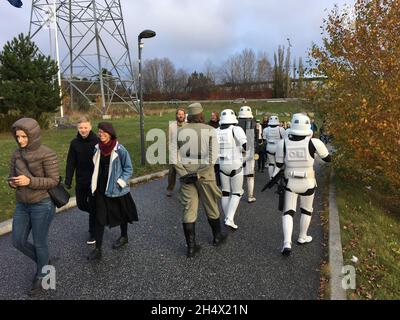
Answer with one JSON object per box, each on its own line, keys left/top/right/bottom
{"left": 91, "top": 142, "right": 133, "bottom": 197}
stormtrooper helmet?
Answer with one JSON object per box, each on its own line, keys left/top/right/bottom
{"left": 268, "top": 115, "right": 280, "bottom": 126}
{"left": 219, "top": 109, "right": 238, "bottom": 125}
{"left": 288, "top": 113, "right": 313, "bottom": 136}
{"left": 238, "top": 106, "right": 253, "bottom": 119}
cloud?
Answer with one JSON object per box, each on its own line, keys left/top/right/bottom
{"left": 0, "top": 0, "right": 356, "bottom": 72}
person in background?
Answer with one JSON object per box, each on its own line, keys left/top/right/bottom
{"left": 208, "top": 111, "right": 221, "bottom": 186}
{"left": 255, "top": 119, "right": 266, "bottom": 172}
{"left": 261, "top": 113, "right": 269, "bottom": 130}
{"left": 260, "top": 113, "right": 269, "bottom": 171}
{"left": 8, "top": 118, "right": 59, "bottom": 295}
{"left": 208, "top": 111, "right": 220, "bottom": 129}
{"left": 238, "top": 106, "right": 257, "bottom": 203}
{"left": 65, "top": 116, "right": 98, "bottom": 245}
{"left": 87, "top": 122, "right": 138, "bottom": 260}
{"left": 310, "top": 118, "right": 318, "bottom": 137}
{"left": 166, "top": 108, "right": 186, "bottom": 197}
{"left": 262, "top": 115, "right": 286, "bottom": 179}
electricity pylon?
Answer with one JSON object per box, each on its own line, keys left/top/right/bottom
{"left": 29, "top": 0, "right": 138, "bottom": 116}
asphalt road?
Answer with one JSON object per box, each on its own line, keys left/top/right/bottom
{"left": 0, "top": 162, "right": 327, "bottom": 300}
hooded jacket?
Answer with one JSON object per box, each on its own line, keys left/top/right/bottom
{"left": 9, "top": 118, "right": 59, "bottom": 204}
{"left": 65, "top": 130, "right": 98, "bottom": 188}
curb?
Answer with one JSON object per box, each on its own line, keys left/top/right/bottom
{"left": 329, "top": 169, "right": 347, "bottom": 300}
{"left": 0, "top": 169, "right": 169, "bottom": 237}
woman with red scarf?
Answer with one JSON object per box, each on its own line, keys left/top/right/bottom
{"left": 87, "top": 122, "right": 138, "bottom": 260}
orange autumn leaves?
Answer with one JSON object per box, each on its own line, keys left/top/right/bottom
{"left": 308, "top": 0, "right": 400, "bottom": 192}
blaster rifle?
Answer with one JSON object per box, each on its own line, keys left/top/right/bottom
{"left": 261, "top": 169, "right": 284, "bottom": 192}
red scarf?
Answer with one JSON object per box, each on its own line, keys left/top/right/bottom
{"left": 99, "top": 139, "right": 117, "bottom": 156}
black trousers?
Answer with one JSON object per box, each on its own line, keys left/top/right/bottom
{"left": 258, "top": 152, "right": 266, "bottom": 171}
{"left": 76, "top": 185, "right": 96, "bottom": 237}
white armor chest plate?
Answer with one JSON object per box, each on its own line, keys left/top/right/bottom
{"left": 284, "top": 137, "right": 315, "bottom": 178}
{"left": 217, "top": 126, "right": 241, "bottom": 161}
{"left": 266, "top": 127, "right": 281, "bottom": 143}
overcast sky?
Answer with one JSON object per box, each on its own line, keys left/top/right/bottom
{"left": 1, "top": 0, "right": 355, "bottom": 73}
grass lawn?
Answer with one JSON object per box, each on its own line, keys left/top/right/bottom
{"left": 0, "top": 99, "right": 311, "bottom": 222}
{"left": 335, "top": 175, "right": 400, "bottom": 299}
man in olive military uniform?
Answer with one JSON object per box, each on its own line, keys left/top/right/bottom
{"left": 174, "top": 103, "right": 227, "bottom": 258}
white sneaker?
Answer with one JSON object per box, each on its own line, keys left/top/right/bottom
{"left": 247, "top": 197, "right": 256, "bottom": 203}
{"left": 281, "top": 242, "right": 292, "bottom": 255}
{"left": 86, "top": 237, "right": 96, "bottom": 245}
{"left": 297, "top": 236, "right": 313, "bottom": 244}
{"left": 225, "top": 219, "right": 238, "bottom": 230}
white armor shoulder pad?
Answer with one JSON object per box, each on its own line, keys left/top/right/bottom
{"left": 232, "top": 126, "right": 247, "bottom": 145}
{"left": 311, "top": 138, "right": 329, "bottom": 159}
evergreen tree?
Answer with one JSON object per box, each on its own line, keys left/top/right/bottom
{"left": 186, "top": 71, "right": 213, "bottom": 99}
{"left": 0, "top": 33, "right": 61, "bottom": 117}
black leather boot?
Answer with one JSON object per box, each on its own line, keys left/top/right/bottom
{"left": 182, "top": 223, "right": 201, "bottom": 258}
{"left": 112, "top": 236, "right": 128, "bottom": 249}
{"left": 87, "top": 247, "right": 102, "bottom": 260}
{"left": 208, "top": 218, "right": 228, "bottom": 246}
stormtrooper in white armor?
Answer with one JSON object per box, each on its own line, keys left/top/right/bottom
{"left": 273, "top": 113, "right": 331, "bottom": 255}
{"left": 216, "top": 109, "right": 247, "bottom": 230}
{"left": 237, "top": 106, "right": 257, "bottom": 203}
{"left": 262, "top": 115, "right": 286, "bottom": 180}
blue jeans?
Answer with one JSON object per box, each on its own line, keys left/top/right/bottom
{"left": 12, "top": 197, "right": 55, "bottom": 277}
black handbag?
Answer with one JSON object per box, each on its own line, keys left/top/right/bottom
{"left": 19, "top": 152, "right": 70, "bottom": 208}
{"left": 48, "top": 176, "right": 70, "bottom": 208}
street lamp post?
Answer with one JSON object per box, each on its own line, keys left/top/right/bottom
{"left": 138, "top": 29, "right": 156, "bottom": 166}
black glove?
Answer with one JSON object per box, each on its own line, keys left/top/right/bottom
{"left": 179, "top": 172, "right": 198, "bottom": 184}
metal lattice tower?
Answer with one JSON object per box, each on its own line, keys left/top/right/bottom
{"left": 29, "top": 0, "right": 138, "bottom": 115}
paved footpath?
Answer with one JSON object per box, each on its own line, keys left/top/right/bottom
{"left": 0, "top": 161, "right": 328, "bottom": 300}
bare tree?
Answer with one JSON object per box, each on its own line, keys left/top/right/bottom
{"left": 240, "top": 48, "right": 256, "bottom": 83}
{"left": 220, "top": 54, "right": 240, "bottom": 84}
{"left": 174, "top": 68, "right": 189, "bottom": 93}
{"left": 160, "top": 58, "right": 176, "bottom": 94}
{"left": 256, "top": 51, "right": 272, "bottom": 82}
{"left": 203, "top": 59, "right": 218, "bottom": 84}
{"left": 143, "top": 58, "right": 162, "bottom": 93}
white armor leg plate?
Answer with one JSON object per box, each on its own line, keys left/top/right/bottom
{"left": 282, "top": 215, "right": 293, "bottom": 252}
{"left": 299, "top": 194, "right": 314, "bottom": 213}
{"left": 221, "top": 196, "right": 230, "bottom": 220}
{"left": 243, "top": 159, "right": 255, "bottom": 176}
{"left": 219, "top": 171, "right": 231, "bottom": 219}
{"left": 267, "top": 153, "right": 275, "bottom": 180}
{"left": 247, "top": 177, "right": 256, "bottom": 202}
{"left": 268, "top": 165, "right": 274, "bottom": 180}
{"left": 298, "top": 214, "right": 312, "bottom": 244}
{"left": 225, "top": 194, "right": 241, "bottom": 229}
{"left": 230, "top": 170, "right": 244, "bottom": 195}
{"left": 283, "top": 190, "right": 298, "bottom": 213}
